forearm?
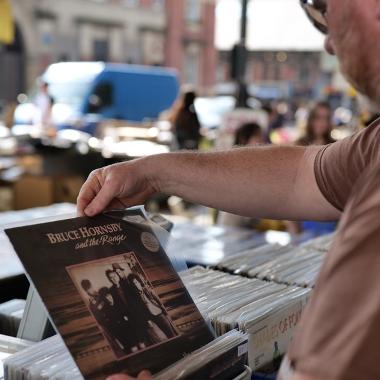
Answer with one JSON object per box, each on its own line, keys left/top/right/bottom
{"left": 143, "top": 146, "right": 340, "bottom": 221}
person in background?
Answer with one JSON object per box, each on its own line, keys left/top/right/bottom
{"left": 263, "top": 103, "right": 286, "bottom": 143}
{"left": 294, "top": 102, "right": 309, "bottom": 132}
{"left": 171, "top": 90, "right": 201, "bottom": 150}
{"left": 296, "top": 101, "right": 336, "bottom": 146}
{"left": 33, "top": 80, "right": 54, "bottom": 130}
{"left": 286, "top": 102, "right": 337, "bottom": 236}
{"left": 234, "top": 122, "right": 264, "bottom": 146}
{"left": 3, "top": 102, "right": 16, "bottom": 129}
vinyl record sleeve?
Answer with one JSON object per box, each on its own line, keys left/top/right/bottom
{"left": 5, "top": 209, "right": 213, "bottom": 380}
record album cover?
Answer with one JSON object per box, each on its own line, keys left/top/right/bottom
{"left": 5, "top": 209, "right": 213, "bottom": 380}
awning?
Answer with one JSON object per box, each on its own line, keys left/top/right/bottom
{"left": 0, "top": 0, "right": 14, "bottom": 45}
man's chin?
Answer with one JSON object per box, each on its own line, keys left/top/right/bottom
{"left": 340, "top": 66, "right": 380, "bottom": 106}
{"left": 354, "top": 82, "right": 380, "bottom": 108}
{"left": 340, "top": 60, "right": 380, "bottom": 106}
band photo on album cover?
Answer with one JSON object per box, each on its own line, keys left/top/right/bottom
{"left": 66, "top": 252, "right": 179, "bottom": 359}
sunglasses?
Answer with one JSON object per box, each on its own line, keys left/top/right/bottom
{"left": 300, "top": 0, "right": 328, "bottom": 34}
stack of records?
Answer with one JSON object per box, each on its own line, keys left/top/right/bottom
{"left": 249, "top": 246, "right": 325, "bottom": 288}
{"left": 3, "top": 335, "right": 81, "bottom": 380}
{"left": 154, "top": 330, "right": 248, "bottom": 380}
{"left": 0, "top": 300, "right": 25, "bottom": 337}
{"left": 181, "top": 267, "right": 310, "bottom": 371}
{"left": 217, "top": 233, "right": 335, "bottom": 288}
{"left": 3, "top": 331, "right": 248, "bottom": 380}
{"left": 181, "top": 266, "right": 311, "bottom": 336}
{"left": 299, "top": 232, "right": 335, "bottom": 252}
{"left": 216, "top": 244, "right": 293, "bottom": 276}
{"left": 0, "top": 334, "right": 33, "bottom": 380}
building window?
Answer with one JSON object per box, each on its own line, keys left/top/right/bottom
{"left": 37, "top": 17, "right": 56, "bottom": 53}
{"left": 142, "top": 31, "right": 164, "bottom": 65}
{"left": 93, "top": 39, "right": 109, "bottom": 61}
{"left": 185, "top": 0, "right": 202, "bottom": 24}
{"left": 151, "top": 0, "right": 165, "bottom": 11}
{"left": 184, "top": 43, "right": 200, "bottom": 85}
{"left": 122, "top": 0, "right": 139, "bottom": 8}
{"left": 79, "top": 22, "right": 112, "bottom": 61}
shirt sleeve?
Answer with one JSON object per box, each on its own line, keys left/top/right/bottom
{"left": 288, "top": 164, "right": 380, "bottom": 380}
{"left": 314, "top": 120, "right": 380, "bottom": 211}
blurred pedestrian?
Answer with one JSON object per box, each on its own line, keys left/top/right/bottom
{"left": 234, "top": 122, "right": 264, "bottom": 146}
{"left": 171, "top": 90, "right": 201, "bottom": 150}
{"left": 3, "top": 101, "right": 16, "bottom": 129}
{"left": 294, "top": 101, "right": 309, "bottom": 131}
{"left": 33, "top": 80, "right": 54, "bottom": 130}
{"left": 263, "top": 103, "right": 286, "bottom": 143}
{"left": 296, "top": 101, "right": 336, "bottom": 146}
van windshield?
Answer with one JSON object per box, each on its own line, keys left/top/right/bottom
{"left": 48, "top": 81, "right": 92, "bottom": 110}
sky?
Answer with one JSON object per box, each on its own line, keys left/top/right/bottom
{"left": 215, "top": 0, "right": 325, "bottom": 51}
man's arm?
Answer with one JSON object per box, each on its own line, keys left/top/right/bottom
{"left": 77, "top": 146, "right": 340, "bottom": 221}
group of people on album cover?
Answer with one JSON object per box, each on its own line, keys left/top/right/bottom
{"left": 80, "top": 255, "right": 178, "bottom": 357}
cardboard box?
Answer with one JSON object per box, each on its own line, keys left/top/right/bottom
{"left": 5, "top": 174, "right": 83, "bottom": 210}
{"left": 17, "top": 155, "right": 43, "bottom": 175}
{"left": 13, "top": 176, "right": 54, "bottom": 210}
{"left": 0, "top": 187, "right": 13, "bottom": 211}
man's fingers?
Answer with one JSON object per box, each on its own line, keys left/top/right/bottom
{"left": 77, "top": 172, "right": 101, "bottom": 216}
{"left": 84, "top": 181, "right": 116, "bottom": 216}
{"left": 77, "top": 192, "right": 93, "bottom": 217}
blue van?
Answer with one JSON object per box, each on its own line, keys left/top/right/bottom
{"left": 14, "top": 62, "right": 179, "bottom": 135}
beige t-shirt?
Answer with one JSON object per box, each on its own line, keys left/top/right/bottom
{"left": 284, "top": 120, "right": 380, "bottom": 380}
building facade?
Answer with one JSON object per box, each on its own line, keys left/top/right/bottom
{"left": 217, "top": 50, "right": 328, "bottom": 100}
{"left": 165, "top": 0, "right": 216, "bottom": 93}
{"left": 214, "top": 0, "right": 335, "bottom": 102}
{"left": 0, "top": 0, "right": 217, "bottom": 106}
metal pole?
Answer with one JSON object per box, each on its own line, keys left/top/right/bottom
{"left": 240, "top": 0, "right": 248, "bottom": 45}
{"left": 237, "top": 0, "right": 249, "bottom": 107}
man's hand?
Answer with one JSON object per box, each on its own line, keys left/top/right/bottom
{"left": 77, "top": 159, "right": 157, "bottom": 217}
{"left": 107, "top": 370, "right": 152, "bottom": 380}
